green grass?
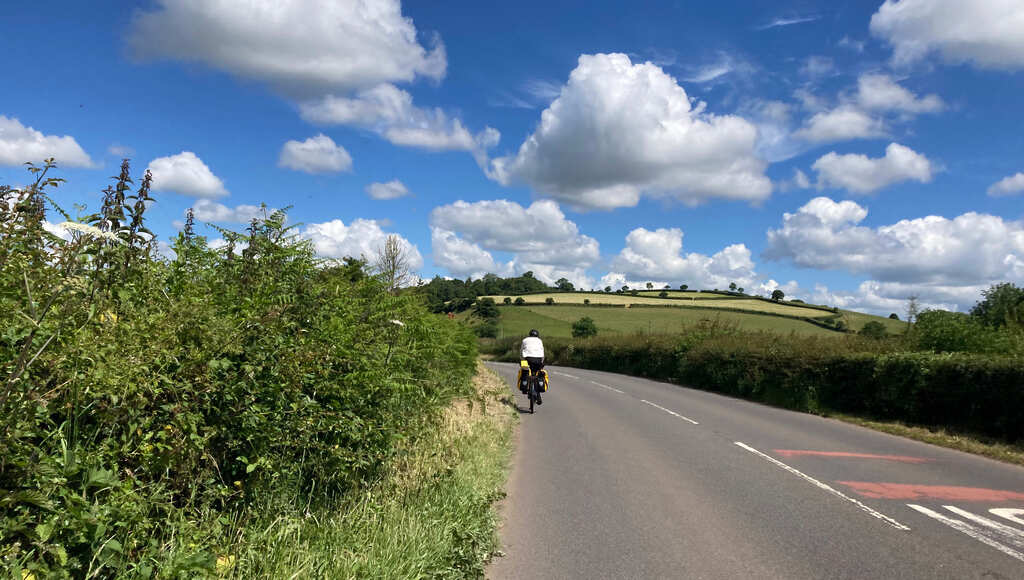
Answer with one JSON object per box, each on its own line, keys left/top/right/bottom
{"left": 221, "top": 362, "right": 516, "bottom": 578}
{"left": 482, "top": 292, "right": 903, "bottom": 336}
{"left": 489, "top": 305, "right": 839, "bottom": 337}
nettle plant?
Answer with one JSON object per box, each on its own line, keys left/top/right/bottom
{"left": 2, "top": 160, "right": 477, "bottom": 578}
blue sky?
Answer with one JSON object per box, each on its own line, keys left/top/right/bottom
{"left": 2, "top": 0, "right": 1023, "bottom": 315}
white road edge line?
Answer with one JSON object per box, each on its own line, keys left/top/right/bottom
{"left": 734, "top": 442, "right": 910, "bottom": 531}
{"left": 641, "top": 400, "right": 699, "bottom": 425}
{"left": 908, "top": 504, "right": 1024, "bottom": 562}
{"left": 553, "top": 371, "right": 579, "bottom": 379}
{"left": 590, "top": 381, "right": 624, "bottom": 394}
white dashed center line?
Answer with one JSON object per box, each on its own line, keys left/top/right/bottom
{"left": 641, "top": 399, "right": 699, "bottom": 425}
{"left": 590, "top": 381, "right": 624, "bottom": 394}
{"left": 553, "top": 371, "right": 579, "bottom": 379}
{"left": 735, "top": 442, "right": 910, "bottom": 531}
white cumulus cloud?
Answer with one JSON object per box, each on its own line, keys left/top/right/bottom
{"left": 190, "top": 199, "right": 268, "bottom": 223}
{"left": 870, "top": 0, "right": 1024, "bottom": 70}
{"left": 764, "top": 196, "right": 1024, "bottom": 289}
{"left": 299, "top": 83, "right": 499, "bottom": 155}
{"left": 366, "top": 179, "right": 410, "bottom": 200}
{"left": 609, "top": 227, "right": 761, "bottom": 291}
{"left": 128, "top": 0, "right": 445, "bottom": 95}
{"left": 278, "top": 134, "right": 352, "bottom": 174}
{"left": 812, "top": 143, "right": 936, "bottom": 194}
{"left": 0, "top": 116, "right": 94, "bottom": 168}
{"left": 794, "top": 106, "right": 887, "bottom": 144}
{"left": 488, "top": 53, "right": 772, "bottom": 210}
{"left": 301, "top": 217, "right": 423, "bottom": 269}
{"left": 429, "top": 199, "right": 599, "bottom": 267}
{"left": 855, "top": 74, "right": 944, "bottom": 114}
{"left": 147, "top": 151, "right": 228, "bottom": 198}
{"left": 988, "top": 172, "right": 1024, "bottom": 197}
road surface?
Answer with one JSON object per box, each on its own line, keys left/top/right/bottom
{"left": 485, "top": 362, "right": 1024, "bottom": 579}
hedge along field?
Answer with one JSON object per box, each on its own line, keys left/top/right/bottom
{"left": 484, "top": 329, "right": 1024, "bottom": 446}
{"left": 1, "top": 162, "right": 478, "bottom": 578}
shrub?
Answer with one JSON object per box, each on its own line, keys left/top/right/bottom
{"left": 658, "top": 291, "right": 668, "bottom": 298}
{"left": 583, "top": 298, "right": 590, "bottom": 305}
{"left": 503, "top": 297, "right": 511, "bottom": 305}
{"left": 859, "top": 321, "right": 888, "bottom": 339}
{"left": 514, "top": 297, "right": 525, "bottom": 305}
{"left": 545, "top": 297, "right": 555, "bottom": 305}
{"left": 571, "top": 317, "right": 598, "bottom": 338}
{"left": 914, "top": 309, "right": 1009, "bottom": 354}
{"left": 474, "top": 321, "right": 499, "bottom": 338}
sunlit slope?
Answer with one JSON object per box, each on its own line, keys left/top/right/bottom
{"left": 479, "top": 292, "right": 903, "bottom": 337}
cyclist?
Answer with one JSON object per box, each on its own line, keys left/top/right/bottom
{"left": 521, "top": 329, "right": 545, "bottom": 405}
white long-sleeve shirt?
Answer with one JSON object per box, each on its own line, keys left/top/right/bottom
{"left": 521, "top": 336, "right": 544, "bottom": 359}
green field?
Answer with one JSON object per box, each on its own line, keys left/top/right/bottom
{"left": 472, "top": 292, "right": 904, "bottom": 338}
{"left": 478, "top": 305, "right": 835, "bottom": 338}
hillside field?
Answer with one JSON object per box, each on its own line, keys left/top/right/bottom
{"left": 475, "top": 292, "right": 905, "bottom": 337}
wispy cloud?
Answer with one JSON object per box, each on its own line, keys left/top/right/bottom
{"left": 681, "top": 52, "right": 756, "bottom": 84}
{"left": 756, "top": 15, "right": 820, "bottom": 30}
{"left": 522, "top": 79, "right": 562, "bottom": 102}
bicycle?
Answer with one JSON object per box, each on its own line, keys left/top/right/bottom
{"left": 518, "top": 360, "right": 545, "bottom": 414}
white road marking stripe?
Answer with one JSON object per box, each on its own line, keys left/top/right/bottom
{"left": 734, "top": 442, "right": 910, "bottom": 531}
{"left": 943, "top": 506, "right": 1024, "bottom": 549}
{"left": 908, "top": 504, "right": 1024, "bottom": 562}
{"left": 589, "top": 381, "right": 624, "bottom": 394}
{"left": 553, "top": 371, "right": 579, "bottom": 379}
{"left": 641, "top": 400, "right": 699, "bottom": 425}
{"left": 991, "top": 508, "right": 1024, "bottom": 527}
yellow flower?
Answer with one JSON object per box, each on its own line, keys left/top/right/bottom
{"left": 216, "top": 554, "right": 236, "bottom": 573}
{"left": 21, "top": 572, "right": 36, "bottom": 580}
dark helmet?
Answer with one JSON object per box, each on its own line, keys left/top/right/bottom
{"left": 528, "top": 329, "right": 539, "bottom": 337}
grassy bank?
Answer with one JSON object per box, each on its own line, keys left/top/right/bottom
{"left": 220, "top": 361, "right": 516, "bottom": 578}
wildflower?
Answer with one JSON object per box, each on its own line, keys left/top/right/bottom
{"left": 390, "top": 319, "right": 405, "bottom": 327}
{"left": 216, "top": 555, "right": 236, "bottom": 572}
{"left": 59, "top": 221, "right": 124, "bottom": 244}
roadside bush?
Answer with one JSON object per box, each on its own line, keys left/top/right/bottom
{"left": 1, "top": 162, "right": 476, "bottom": 578}
{"left": 571, "top": 317, "right": 598, "bottom": 338}
{"left": 914, "top": 309, "right": 1010, "bottom": 354}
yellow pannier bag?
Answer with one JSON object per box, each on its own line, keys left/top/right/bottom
{"left": 517, "top": 360, "right": 530, "bottom": 392}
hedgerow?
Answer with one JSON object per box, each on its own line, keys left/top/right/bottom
{"left": 1, "top": 161, "right": 476, "bottom": 577}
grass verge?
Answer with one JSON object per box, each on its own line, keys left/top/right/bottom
{"left": 824, "top": 412, "right": 1024, "bottom": 467}
{"left": 222, "top": 361, "right": 516, "bottom": 578}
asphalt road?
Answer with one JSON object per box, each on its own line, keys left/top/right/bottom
{"left": 485, "top": 362, "right": 1024, "bottom": 580}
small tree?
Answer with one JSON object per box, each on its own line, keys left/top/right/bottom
{"left": 572, "top": 316, "right": 598, "bottom": 338}
{"left": 771, "top": 289, "right": 785, "bottom": 302}
{"left": 906, "top": 294, "right": 920, "bottom": 326}
{"left": 664, "top": 284, "right": 670, "bottom": 289}
{"left": 474, "top": 321, "right": 499, "bottom": 338}
{"left": 658, "top": 290, "right": 668, "bottom": 298}
{"left": 604, "top": 286, "right": 612, "bottom": 293}
{"left": 555, "top": 277, "right": 575, "bottom": 292}
{"left": 584, "top": 298, "right": 590, "bottom": 305}
{"left": 646, "top": 282, "right": 654, "bottom": 290}
{"left": 545, "top": 297, "right": 555, "bottom": 305}
{"left": 503, "top": 296, "right": 512, "bottom": 305}
{"left": 621, "top": 285, "right": 629, "bottom": 292}
{"left": 514, "top": 297, "right": 525, "bottom": 305}
{"left": 472, "top": 297, "right": 500, "bottom": 320}
{"left": 729, "top": 282, "right": 737, "bottom": 292}
{"left": 859, "top": 321, "right": 888, "bottom": 339}
{"left": 374, "top": 234, "right": 413, "bottom": 293}
{"left": 679, "top": 284, "right": 688, "bottom": 291}
{"left": 737, "top": 287, "right": 744, "bottom": 294}
{"left": 889, "top": 313, "right": 899, "bottom": 320}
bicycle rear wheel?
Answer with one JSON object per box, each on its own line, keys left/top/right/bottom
{"left": 528, "top": 379, "right": 535, "bottom": 414}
